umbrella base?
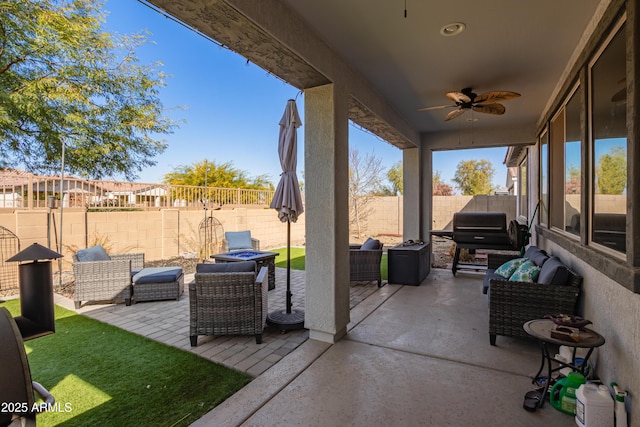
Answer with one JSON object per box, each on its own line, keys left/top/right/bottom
{"left": 267, "top": 309, "right": 305, "bottom": 331}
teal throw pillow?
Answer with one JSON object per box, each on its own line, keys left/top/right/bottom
{"left": 509, "top": 260, "right": 541, "bottom": 283}
{"left": 494, "top": 258, "right": 528, "bottom": 278}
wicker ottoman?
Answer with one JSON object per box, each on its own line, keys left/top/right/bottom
{"left": 132, "top": 267, "right": 184, "bottom": 303}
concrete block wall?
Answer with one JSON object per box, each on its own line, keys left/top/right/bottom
{"left": 0, "top": 194, "right": 512, "bottom": 268}
{"left": 560, "top": 195, "right": 627, "bottom": 227}
{"left": 432, "top": 196, "right": 473, "bottom": 230}
{"left": 358, "top": 196, "right": 403, "bottom": 237}
{"left": 430, "top": 195, "right": 516, "bottom": 230}
{"left": 593, "top": 194, "right": 626, "bottom": 213}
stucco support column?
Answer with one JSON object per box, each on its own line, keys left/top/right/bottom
{"left": 304, "top": 83, "right": 350, "bottom": 343}
{"left": 422, "top": 148, "right": 433, "bottom": 240}
{"left": 403, "top": 147, "right": 421, "bottom": 239}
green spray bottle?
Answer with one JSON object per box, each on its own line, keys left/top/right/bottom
{"left": 611, "top": 382, "right": 628, "bottom": 427}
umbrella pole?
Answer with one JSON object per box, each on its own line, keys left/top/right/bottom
{"left": 266, "top": 218, "right": 304, "bottom": 331}
{"left": 286, "top": 220, "right": 292, "bottom": 314}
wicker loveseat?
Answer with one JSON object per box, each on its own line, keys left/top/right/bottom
{"left": 350, "top": 238, "right": 384, "bottom": 287}
{"left": 189, "top": 261, "right": 268, "bottom": 346}
{"left": 486, "top": 246, "right": 582, "bottom": 345}
{"left": 72, "top": 245, "right": 144, "bottom": 308}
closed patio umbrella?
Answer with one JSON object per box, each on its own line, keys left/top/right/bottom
{"left": 267, "top": 99, "right": 305, "bottom": 331}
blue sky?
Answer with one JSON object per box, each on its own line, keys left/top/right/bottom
{"left": 102, "top": 0, "right": 508, "bottom": 190}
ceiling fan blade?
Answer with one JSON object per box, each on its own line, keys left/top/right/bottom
{"left": 444, "top": 108, "right": 467, "bottom": 121}
{"left": 417, "top": 104, "right": 457, "bottom": 111}
{"left": 446, "top": 91, "right": 471, "bottom": 104}
{"left": 472, "top": 103, "right": 506, "bottom": 115}
{"left": 474, "top": 91, "right": 521, "bottom": 105}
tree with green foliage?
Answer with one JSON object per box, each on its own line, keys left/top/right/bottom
{"left": 565, "top": 164, "right": 581, "bottom": 194}
{"left": 433, "top": 170, "right": 453, "bottom": 196}
{"left": 596, "top": 146, "right": 626, "bottom": 195}
{"left": 452, "top": 159, "right": 495, "bottom": 195}
{"left": 0, "top": 0, "right": 176, "bottom": 180}
{"left": 163, "top": 159, "right": 273, "bottom": 190}
{"left": 385, "top": 161, "right": 403, "bottom": 195}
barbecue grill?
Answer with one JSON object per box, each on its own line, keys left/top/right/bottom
{"left": 433, "top": 212, "right": 528, "bottom": 274}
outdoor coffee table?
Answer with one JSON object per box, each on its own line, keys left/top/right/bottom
{"left": 523, "top": 319, "right": 605, "bottom": 408}
{"left": 211, "top": 250, "right": 277, "bottom": 290}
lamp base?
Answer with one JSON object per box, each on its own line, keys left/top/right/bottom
{"left": 267, "top": 309, "right": 305, "bottom": 331}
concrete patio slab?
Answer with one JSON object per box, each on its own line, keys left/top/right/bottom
{"left": 52, "top": 265, "right": 577, "bottom": 425}
{"left": 193, "top": 268, "right": 576, "bottom": 426}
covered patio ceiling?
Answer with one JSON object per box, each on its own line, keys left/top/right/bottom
{"left": 144, "top": 0, "right": 605, "bottom": 150}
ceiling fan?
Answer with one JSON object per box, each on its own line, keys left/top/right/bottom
{"left": 418, "top": 88, "right": 521, "bottom": 121}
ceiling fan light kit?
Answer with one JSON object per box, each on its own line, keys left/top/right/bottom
{"left": 419, "top": 87, "right": 520, "bottom": 121}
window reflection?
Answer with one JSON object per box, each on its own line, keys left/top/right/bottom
{"left": 564, "top": 91, "right": 581, "bottom": 236}
{"left": 519, "top": 161, "right": 527, "bottom": 219}
{"left": 591, "top": 25, "right": 626, "bottom": 253}
{"left": 540, "top": 132, "right": 549, "bottom": 225}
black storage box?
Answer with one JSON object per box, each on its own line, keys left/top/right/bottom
{"left": 388, "top": 242, "right": 430, "bottom": 286}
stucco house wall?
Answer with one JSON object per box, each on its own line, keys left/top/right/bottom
{"left": 542, "top": 240, "right": 639, "bottom": 417}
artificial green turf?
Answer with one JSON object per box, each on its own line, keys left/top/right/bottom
{"left": 273, "top": 247, "right": 306, "bottom": 270}
{"left": 380, "top": 254, "right": 388, "bottom": 280}
{"left": 0, "top": 299, "right": 250, "bottom": 427}
{"left": 273, "top": 247, "right": 388, "bottom": 280}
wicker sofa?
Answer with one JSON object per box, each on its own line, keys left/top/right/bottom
{"left": 485, "top": 246, "right": 582, "bottom": 345}
{"left": 72, "top": 246, "right": 144, "bottom": 308}
{"left": 189, "top": 261, "right": 268, "bottom": 346}
{"left": 350, "top": 238, "right": 384, "bottom": 287}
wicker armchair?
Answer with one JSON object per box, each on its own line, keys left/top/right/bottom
{"left": 221, "top": 230, "right": 260, "bottom": 253}
{"left": 349, "top": 240, "right": 384, "bottom": 287}
{"left": 487, "top": 253, "right": 582, "bottom": 345}
{"left": 189, "top": 262, "right": 268, "bottom": 346}
{"left": 72, "top": 252, "right": 144, "bottom": 308}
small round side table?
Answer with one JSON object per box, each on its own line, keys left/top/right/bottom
{"left": 523, "top": 319, "right": 605, "bottom": 408}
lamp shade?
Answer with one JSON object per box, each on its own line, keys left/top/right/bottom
{"left": 6, "top": 243, "right": 63, "bottom": 263}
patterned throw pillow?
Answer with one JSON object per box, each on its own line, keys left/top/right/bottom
{"left": 494, "top": 258, "right": 528, "bottom": 278}
{"left": 509, "top": 260, "right": 541, "bottom": 282}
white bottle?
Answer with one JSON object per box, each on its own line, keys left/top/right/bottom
{"left": 559, "top": 345, "right": 593, "bottom": 377}
{"left": 575, "top": 384, "right": 613, "bottom": 427}
{"left": 611, "top": 382, "right": 628, "bottom": 427}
